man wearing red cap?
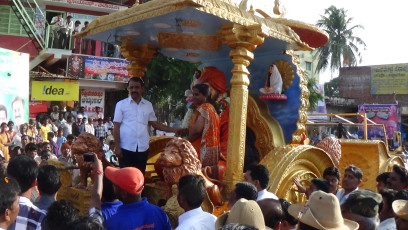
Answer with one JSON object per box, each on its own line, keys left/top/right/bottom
{"left": 105, "top": 166, "right": 171, "bottom": 230}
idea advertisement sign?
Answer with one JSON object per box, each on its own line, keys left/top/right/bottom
{"left": 358, "top": 104, "right": 399, "bottom": 139}
{"left": 80, "top": 88, "right": 104, "bottom": 118}
{"left": 31, "top": 81, "right": 79, "bottom": 101}
{"left": 0, "top": 47, "right": 29, "bottom": 130}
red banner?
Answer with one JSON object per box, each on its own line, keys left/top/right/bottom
{"left": 29, "top": 100, "right": 48, "bottom": 114}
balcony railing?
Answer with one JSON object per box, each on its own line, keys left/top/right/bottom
{"left": 45, "top": 25, "right": 121, "bottom": 58}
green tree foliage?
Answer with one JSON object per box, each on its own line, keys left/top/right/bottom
{"left": 324, "top": 77, "right": 339, "bottom": 97}
{"left": 144, "top": 54, "right": 199, "bottom": 122}
{"left": 307, "top": 75, "right": 324, "bottom": 112}
{"left": 315, "top": 5, "right": 366, "bottom": 74}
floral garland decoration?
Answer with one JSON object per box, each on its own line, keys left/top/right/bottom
{"left": 214, "top": 92, "right": 230, "bottom": 114}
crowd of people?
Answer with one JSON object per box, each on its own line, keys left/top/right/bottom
{"left": 0, "top": 104, "right": 115, "bottom": 167}
{"left": 50, "top": 13, "right": 91, "bottom": 50}
{"left": 2, "top": 75, "right": 408, "bottom": 229}
{"left": 3, "top": 144, "right": 408, "bottom": 230}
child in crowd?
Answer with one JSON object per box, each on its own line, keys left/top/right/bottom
{"left": 100, "top": 137, "right": 109, "bottom": 153}
{"left": 56, "top": 127, "right": 67, "bottom": 148}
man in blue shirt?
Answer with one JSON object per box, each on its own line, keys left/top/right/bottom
{"left": 105, "top": 166, "right": 171, "bottom": 230}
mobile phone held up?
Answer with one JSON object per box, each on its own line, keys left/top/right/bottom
{"left": 84, "top": 153, "right": 95, "bottom": 162}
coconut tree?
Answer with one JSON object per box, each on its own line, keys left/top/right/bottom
{"left": 315, "top": 5, "right": 366, "bottom": 74}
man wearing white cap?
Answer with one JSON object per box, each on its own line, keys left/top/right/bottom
{"left": 288, "top": 191, "right": 359, "bottom": 230}
{"left": 392, "top": 199, "right": 408, "bottom": 230}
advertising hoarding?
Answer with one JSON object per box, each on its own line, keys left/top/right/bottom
{"left": 67, "top": 54, "right": 131, "bottom": 82}
{"left": 0, "top": 47, "right": 29, "bottom": 129}
{"left": 371, "top": 64, "right": 408, "bottom": 95}
{"left": 80, "top": 88, "right": 105, "bottom": 118}
{"left": 31, "top": 81, "right": 79, "bottom": 101}
{"left": 358, "top": 104, "right": 399, "bottom": 139}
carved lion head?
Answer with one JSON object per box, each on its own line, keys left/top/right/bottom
{"left": 71, "top": 132, "right": 104, "bottom": 169}
{"left": 157, "top": 138, "right": 201, "bottom": 185}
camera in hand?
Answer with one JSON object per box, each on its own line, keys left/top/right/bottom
{"left": 84, "top": 153, "right": 95, "bottom": 162}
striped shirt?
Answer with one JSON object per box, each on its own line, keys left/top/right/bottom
{"left": 8, "top": 196, "right": 46, "bottom": 230}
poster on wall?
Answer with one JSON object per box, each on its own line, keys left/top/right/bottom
{"left": 67, "top": 54, "right": 131, "bottom": 82}
{"left": 80, "top": 88, "right": 105, "bottom": 118}
{"left": 0, "top": 47, "right": 29, "bottom": 130}
{"left": 34, "top": 8, "right": 46, "bottom": 37}
{"left": 358, "top": 104, "right": 399, "bottom": 139}
{"left": 308, "top": 84, "right": 328, "bottom": 120}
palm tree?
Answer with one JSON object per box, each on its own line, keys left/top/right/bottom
{"left": 315, "top": 5, "right": 366, "bottom": 74}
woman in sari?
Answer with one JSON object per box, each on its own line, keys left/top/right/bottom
{"left": 0, "top": 122, "right": 11, "bottom": 161}
{"left": 259, "top": 64, "right": 282, "bottom": 94}
{"left": 188, "top": 84, "right": 221, "bottom": 170}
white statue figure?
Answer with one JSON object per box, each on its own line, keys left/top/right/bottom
{"left": 259, "top": 64, "right": 283, "bottom": 94}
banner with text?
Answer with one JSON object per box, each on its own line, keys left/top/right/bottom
{"left": 371, "top": 64, "right": 408, "bottom": 94}
{"left": 29, "top": 99, "right": 48, "bottom": 114}
{"left": 67, "top": 55, "right": 131, "bottom": 82}
{"left": 358, "top": 104, "right": 399, "bottom": 139}
{"left": 80, "top": 88, "right": 105, "bottom": 118}
{"left": 31, "top": 81, "right": 79, "bottom": 101}
{"left": 47, "top": 0, "right": 126, "bottom": 10}
{"left": 0, "top": 47, "right": 29, "bottom": 129}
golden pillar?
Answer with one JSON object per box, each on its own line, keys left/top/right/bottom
{"left": 120, "top": 37, "right": 157, "bottom": 77}
{"left": 219, "top": 24, "right": 267, "bottom": 195}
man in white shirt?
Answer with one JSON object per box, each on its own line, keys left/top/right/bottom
{"left": 93, "top": 106, "right": 104, "bottom": 120}
{"left": 336, "top": 165, "right": 362, "bottom": 204}
{"left": 176, "top": 174, "right": 216, "bottom": 230}
{"left": 378, "top": 189, "right": 397, "bottom": 230}
{"left": 84, "top": 117, "right": 95, "bottom": 135}
{"left": 63, "top": 15, "right": 74, "bottom": 49}
{"left": 244, "top": 164, "right": 279, "bottom": 201}
{"left": 50, "top": 13, "right": 64, "bottom": 48}
{"left": 114, "top": 77, "right": 179, "bottom": 174}
{"left": 12, "top": 124, "right": 27, "bottom": 147}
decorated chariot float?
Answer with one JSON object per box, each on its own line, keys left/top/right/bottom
{"left": 53, "top": 0, "right": 405, "bottom": 224}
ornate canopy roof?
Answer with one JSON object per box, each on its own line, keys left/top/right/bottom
{"left": 78, "top": 0, "right": 328, "bottom": 62}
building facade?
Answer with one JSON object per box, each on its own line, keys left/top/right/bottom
{"left": 0, "top": 0, "right": 131, "bottom": 119}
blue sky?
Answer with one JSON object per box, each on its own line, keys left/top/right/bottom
{"left": 232, "top": 0, "right": 408, "bottom": 82}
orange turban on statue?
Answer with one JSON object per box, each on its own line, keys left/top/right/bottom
{"left": 199, "top": 66, "right": 227, "bottom": 94}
